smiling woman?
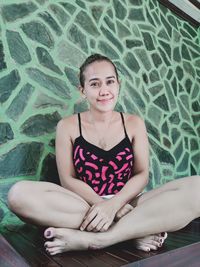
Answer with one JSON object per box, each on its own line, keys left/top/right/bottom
{"left": 7, "top": 53, "right": 200, "bottom": 256}
{"left": 79, "top": 54, "right": 120, "bottom": 114}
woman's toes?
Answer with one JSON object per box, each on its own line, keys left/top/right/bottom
{"left": 44, "top": 240, "right": 60, "bottom": 248}
{"left": 160, "top": 232, "right": 168, "bottom": 239}
{"left": 135, "top": 234, "right": 166, "bottom": 252}
{"left": 44, "top": 241, "right": 51, "bottom": 248}
{"left": 138, "top": 242, "right": 158, "bottom": 251}
{"left": 163, "top": 232, "right": 168, "bottom": 240}
{"left": 137, "top": 245, "right": 151, "bottom": 252}
{"left": 46, "top": 246, "right": 61, "bottom": 255}
{"left": 44, "top": 227, "right": 55, "bottom": 239}
{"left": 150, "top": 240, "right": 161, "bottom": 248}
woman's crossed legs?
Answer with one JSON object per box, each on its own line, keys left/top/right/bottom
{"left": 8, "top": 175, "right": 200, "bottom": 255}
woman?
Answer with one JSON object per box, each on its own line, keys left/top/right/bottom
{"left": 8, "top": 54, "right": 200, "bottom": 255}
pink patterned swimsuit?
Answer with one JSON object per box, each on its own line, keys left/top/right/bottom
{"left": 73, "top": 113, "right": 134, "bottom": 196}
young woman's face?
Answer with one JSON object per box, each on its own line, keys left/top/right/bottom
{"left": 81, "top": 60, "right": 120, "bottom": 112}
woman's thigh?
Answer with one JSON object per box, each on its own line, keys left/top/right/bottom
{"left": 8, "top": 180, "right": 90, "bottom": 228}
{"left": 130, "top": 175, "right": 199, "bottom": 207}
{"left": 9, "top": 180, "right": 88, "bottom": 204}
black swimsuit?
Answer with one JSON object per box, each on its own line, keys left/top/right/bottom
{"left": 73, "top": 113, "right": 134, "bottom": 196}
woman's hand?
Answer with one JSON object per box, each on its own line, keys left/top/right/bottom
{"left": 80, "top": 200, "right": 119, "bottom": 232}
{"left": 115, "top": 203, "right": 133, "bottom": 221}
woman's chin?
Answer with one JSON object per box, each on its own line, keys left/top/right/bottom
{"left": 96, "top": 101, "right": 117, "bottom": 111}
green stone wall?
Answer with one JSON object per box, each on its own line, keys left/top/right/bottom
{"left": 0, "top": 0, "right": 199, "bottom": 228}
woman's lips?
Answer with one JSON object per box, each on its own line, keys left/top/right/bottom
{"left": 97, "top": 97, "right": 114, "bottom": 104}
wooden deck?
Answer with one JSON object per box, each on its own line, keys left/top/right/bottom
{"left": 1, "top": 218, "right": 200, "bottom": 267}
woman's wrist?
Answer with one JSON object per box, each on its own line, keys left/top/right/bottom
{"left": 89, "top": 195, "right": 104, "bottom": 206}
{"left": 108, "top": 196, "right": 125, "bottom": 211}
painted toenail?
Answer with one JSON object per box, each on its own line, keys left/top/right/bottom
{"left": 46, "top": 230, "right": 51, "bottom": 237}
{"left": 161, "top": 232, "right": 167, "bottom": 239}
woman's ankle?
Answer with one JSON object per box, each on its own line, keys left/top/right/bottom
{"left": 89, "top": 229, "right": 115, "bottom": 250}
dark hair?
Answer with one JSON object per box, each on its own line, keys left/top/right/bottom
{"left": 79, "top": 53, "right": 119, "bottom": 87}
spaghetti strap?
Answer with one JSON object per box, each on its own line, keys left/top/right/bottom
{"left": 120, "top": 112, "right": 128, "bottom": 137}
{"left": 77, "top": 113, "right": 82, "bottom": 136}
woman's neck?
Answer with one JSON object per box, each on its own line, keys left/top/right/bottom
{"left": 88, "top": 109, "right": 114, "bottom": 123}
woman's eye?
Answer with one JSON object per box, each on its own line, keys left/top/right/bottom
{"left": 107, "top": 80, "right": 114, "bottom": 85}
{"left": 91, "top": 82, "right": 99, "bottom": 87}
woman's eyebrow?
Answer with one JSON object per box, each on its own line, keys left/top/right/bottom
{"left": 106, "top": 76, "right": 115, "bottom": 79}
{"left": 89, "top": 77, "right": 99, "bottom": 82}
{"left": 88, "top": 76, "right": 115, "bottom": 82}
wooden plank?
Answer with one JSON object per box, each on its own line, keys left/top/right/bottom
{"left": 3, "top": 219, "right": 200, "bottom": 267}
{"left": 16, "top": 225, "right": 142, "bottom": 266}
{"left": 118, "top": 240, "right": 158, "bottom": 260}
{"left": 0, "top": 235, "right": 29, "bottom": 267}
{"left": 16, "top": 225, "right": 89, "bottom": 267}
{"left": 67, "top": 251, "right": 113, "bottom": 267}
{"left": 3, "top": 230, "right": 60, "bottom": 267}
{"left": 43, "top": 252, "right": 86, "bottom": 267}
{"left": 106, "top": 242, "right": 142, "bottom": 263}
{"left": 92, "top": 249, "right": 130, "bottom": 266}
{"left": 122, "top": 241, "right": 200, "bottom": 267}
{"left": 181, "top": 218, "right": 200, "bottom": 234}
{"left": 169, "top": 231, "right": 200, "bottom": 244}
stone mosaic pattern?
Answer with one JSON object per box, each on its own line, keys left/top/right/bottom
{"left": 0, "top": 0, "right": 199, "bottom": 227}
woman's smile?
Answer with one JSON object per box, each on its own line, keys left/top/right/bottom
{"left": 97, "top": 97, "right": 114, "bottom": 104}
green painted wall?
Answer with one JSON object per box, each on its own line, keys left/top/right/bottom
{"left": 0, "top": 0, "right": 199, "bottom": 228}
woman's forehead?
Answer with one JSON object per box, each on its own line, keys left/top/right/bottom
{"left": 84, "top": 61, "right": 116, "bottom": 79}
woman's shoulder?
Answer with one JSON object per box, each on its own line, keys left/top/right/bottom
{"left": 57, "top": 114, "right": 75, "bottom": 128}
{"left": 122, "top": 113, "right": 146, "bottom": 136}
{"left": 123, "top": 113, "right": 144, "bottom": 125}
{"left": 56, "top": 113, "right": 80, "bottom": 134}
{"left": 57, "top": 112, "right": 88, "bottom": 133}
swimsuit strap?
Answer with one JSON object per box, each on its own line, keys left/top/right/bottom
{"left": 120, "top": 112, "right": 128, "bottom": 137}
{"left": 77, "top": 113, "right": 82, "bottom": 136}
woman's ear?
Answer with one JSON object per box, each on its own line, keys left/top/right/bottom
{"left": 79, "top": 86, "right": 86, "bottom": 98}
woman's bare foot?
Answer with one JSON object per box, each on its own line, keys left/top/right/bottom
{"left": 44, "top": 227, "right": 168, "bottom": 255}
{"left": 44, "top": 227, "right": 105, "bottom": 255}
{"left": 135, "top": 232, "right": 168, "bottom": 252}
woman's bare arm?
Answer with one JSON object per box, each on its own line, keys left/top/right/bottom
{"left": 111, "top": 115, "right": 149, "bottom": 207}
{"left": 56, "top": 117, "right": 103, "bottom": 206}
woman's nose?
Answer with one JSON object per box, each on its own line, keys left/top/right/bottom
{"left": 99, "top": 84, "right": 109, "bottom": 95}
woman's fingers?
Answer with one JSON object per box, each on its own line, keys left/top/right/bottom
{"left": 92, "top": 219, "right": 107, "bottom": 232}
{"left": 80, "top": 208, "right": 97, "bottom": 231}
{"left": 100, "top": 222, "right": 110, "bottom": 232}
{"left": 81, "top": 200, "right": 117, "bottom": 231}
{"left": 87, "top": 212, "right": 113, "bottom": 232}
{"left": 86, "top": 215, "right": 104, "bottom": 231}
{"left": 82, "top": 211, "right": 110, "bottom": 232}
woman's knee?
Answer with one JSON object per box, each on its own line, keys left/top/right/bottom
{"left": 184, "top": 175, "right": 200, "bottom": 191}
{"left": 7, "top": 180, "right": 31, "bottom": 213}
{"left": 184, "top": 176, "right": 200, "bottom": 212}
